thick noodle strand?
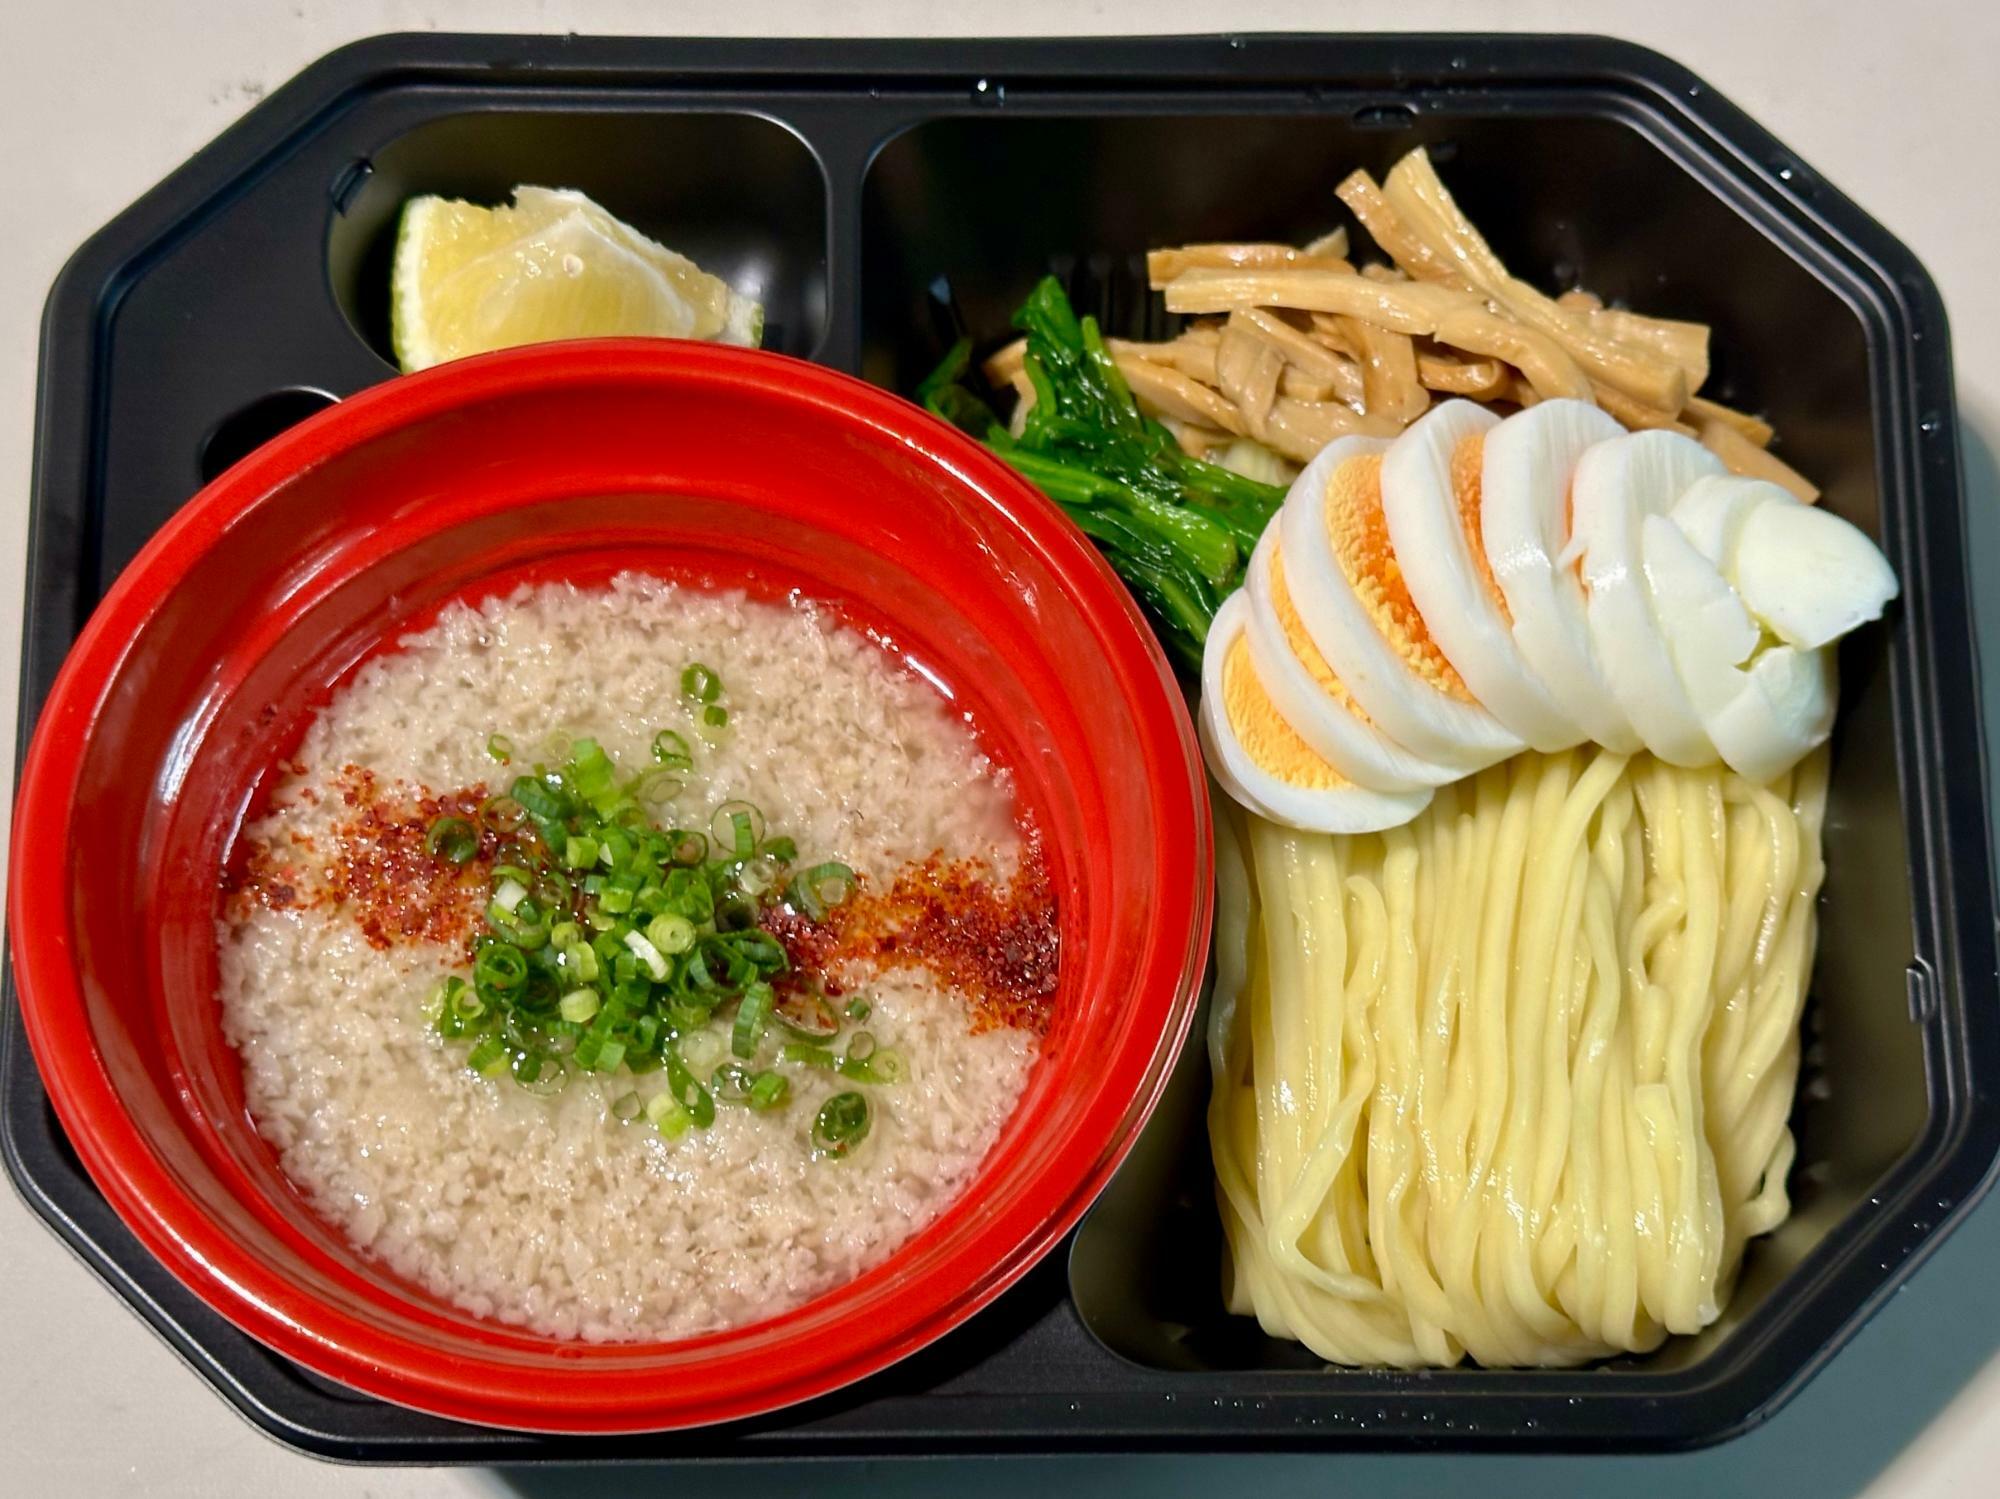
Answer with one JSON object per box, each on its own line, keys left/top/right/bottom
{"left": 1208, "top": 746, "right": 1827, "bottom": 1367}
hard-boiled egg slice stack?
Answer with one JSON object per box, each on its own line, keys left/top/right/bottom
{"left": 1203, "top": 398, "right": 1898, "bottom": 833}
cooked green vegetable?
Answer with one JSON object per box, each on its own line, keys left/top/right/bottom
{"left": 916, "top": 276, "right": 1287, "bottom": 669}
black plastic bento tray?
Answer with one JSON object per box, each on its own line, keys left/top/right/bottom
{"left": 6, "top": 30, "right": 1995, "bottom": 1461}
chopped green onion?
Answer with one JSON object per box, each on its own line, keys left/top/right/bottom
{"left": 703, "top": 704, "right": 729, "bottom": 729}
{"left": 787, "top": 861, "right": 855, "bottom": 921}
{"left": 487, "top": 733, "right": 514, "bottom": 763}
{"left": 711, "top": 801, "right": 764, "bottom": 859}
{"left": 652, "top": 729, "right": 693, "bottom": 770}
{"left": 611, "top": 1090, "right": 643, "bottom": 1122}
{"left": 424, "top": 815, "right": 479, "bottom": 864}
{"left": 425, "top": 977, "right": 463, "bottom": 1021}
{"left": 515, "top": 1052, "right": 566, "bottom": 1096}
{"left": 647, "top": 913, "right": 696, "bottom": 955}
{"left": 472, "top": 942, "right": 526, "bottom": 992}
{"left": 845, "top": 1030, "right": 877, "bottom": 1062}
{"left": 736, "top": 853, "right": 783, "bottom": 899}
{"left": 440, "top": 730, "right": 808, "bottom": 1119}
{"left": 812, "top": 1092, "right": 871, "bottom": 1158}
{"left": 663, "top": 1049, "right": 716, "bottom": 1128}
{"left": 842, "top": 1047, "right": 908, "bottom": 1085}
{"left": 681, "top": 662, "right": 722, "bottom": 703}
{"left": 733, "top": 981, "right": 774, "bottom": 1059}
{"left": 478, "top": 794, "right": 527, "bottom": 831}
{"left": 844, "top": 996, "right": 872, "bottom": 1022}
{"left": 633, "top": 769, "right": 683, "bottom": 807}
{"left": 680, "top": 1028, "right": 725, "bottom": 1072}
{"left": 623, "top": 930, "right": 668, "bottom": 981}
{"left": 646, "top": 1090, "right": 693, "bottom": 1137}
{"left": 781, "top": 1040, "right": 838, "bottom": 1070}
{"left": 775, "top": 990, "right": 842, "bottom": 1040}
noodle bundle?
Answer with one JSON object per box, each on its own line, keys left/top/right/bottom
{"left": 1208, "top": 746, "right": 1827, "bottom": 1367}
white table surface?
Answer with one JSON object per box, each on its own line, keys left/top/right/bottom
{"left": 4, "top": 1, "right": 1998, "bottom": 1493}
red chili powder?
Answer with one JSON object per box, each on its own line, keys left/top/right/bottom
{"left": 229, "top": 765, "right": 496, "bottom": 951}
{"left": 764, "top": 840, "right": 1061, "bottom": 1035}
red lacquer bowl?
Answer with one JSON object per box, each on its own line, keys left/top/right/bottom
{"left": 6, "top": 340, "right": 1211, "bottom": 1433}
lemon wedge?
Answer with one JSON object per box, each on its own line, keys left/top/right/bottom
{"left": 390, "top": 185, "right": 763, "bottom": 372}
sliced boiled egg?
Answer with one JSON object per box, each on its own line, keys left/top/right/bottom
{"left": 1379, "top": 400, "right": 1583, "bottom": 751}
{"left": 1241, "top": 527, "right": 1460, "bottom": 792}
{"left": 1732, "top": 500, "right": 1899, "bottom": 651}
{"left": 1278, "top": 434, "right": 1524, "bottom": 772}
{"left": 1199, "top": 592, "right": 1434, "bottom": 833}
{"left": 1673, "top": 472, "right": 1898, "bottom": 651}
{"left": 1669, "top": 473, "right": 1783, "bottom": 573}
{"left": 1566, "top": 430, "right": 1727, "bottom": 766}
{"left": 1478, "top": 398, "right": 1640, "bottom": 752}
{"left": 1640, "top": 514, "right": 1834, "bottom": 783}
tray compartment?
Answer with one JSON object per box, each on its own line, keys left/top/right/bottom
{"left": 863, "top": 106, "right": 1931, "bottom": 1375}
{"left": 326, "top": 108, "right": 832, "bottom": 366}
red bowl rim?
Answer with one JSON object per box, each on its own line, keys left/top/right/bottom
{"left": 7, "top": 339, "right": 1213, "bottom": 1433}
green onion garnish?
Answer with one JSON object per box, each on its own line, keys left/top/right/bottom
{"left": 487, "top": 733, "right": 514, "bottom": 763}
{"left": 843, "top": 1047, "right": 908, "bottom": 1085}
{"left": 679, "top": 1027, "right": 726, "bottom": 1072}
{"left": 424, "top": 815, "right": 479, "bottom": 864}
{"left": 478, "top": 794, "right": 527, "bottom": 831}
{"left": 733, "top": 981, "right": 774, "bottom": 1059}
{"left": 681, "top": 662, "right": 722, "bottom": 703}
{"left": 703, "top": 704, "right": 729, "bottom": 729}
{"left": 776, "top": 990, "right": 842, "bottom": 1040}
{"left": 430, "top": 732, "right": 887, "bottom": 1153}
{"left": 812, "top": 1092, "right": 871, "bottom": 1158}
{"left": 633, "top": 769, "right": 682, "bottom": 807}
{"left": 712, "top": 1062, "right": 754, "bottom": 1102}
{"left": 646, "top": 1090, "right": 693, "bottom": 1138}
{"left": 712, "top": 801, "right": 764, "bottom": 859}
{"left": 845, "top": 996, "right": 872, "bottom": 1022}
{"left": 647, "top": 912, "right": 696, "bottom": 955}
{"left": 787, "top": 861, "right": 855, "bottom": 921}
{"left": 748, "top": 1070, "right": 790, "bottom": 1111}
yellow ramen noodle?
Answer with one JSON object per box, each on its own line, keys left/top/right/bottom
{"left": 1208, "top": 745, "right": 1826, "bottom": 1367}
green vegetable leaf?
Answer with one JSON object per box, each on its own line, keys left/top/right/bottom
{"left": 915, "top": 276, "right": 1287, "bottom": 665}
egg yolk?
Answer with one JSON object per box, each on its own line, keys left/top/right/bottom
{"left": 1221, "top": 632, "right": 1352, "bottom": 789}
{"left": 1268, "top": 544, "right": 1374, "bottom": 725}
{"left": 1451, "top": 433, "right": 1513, "bottom": 624}
{"left": 1323, "top": 454, "right": 1474, "bottom": 702}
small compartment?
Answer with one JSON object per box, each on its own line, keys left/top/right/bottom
{"left": 328, "top": 110, "right": 831, "bottom": 365}
{"left": 863, "top": 112, "right": 1923, "bottom": 1375}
